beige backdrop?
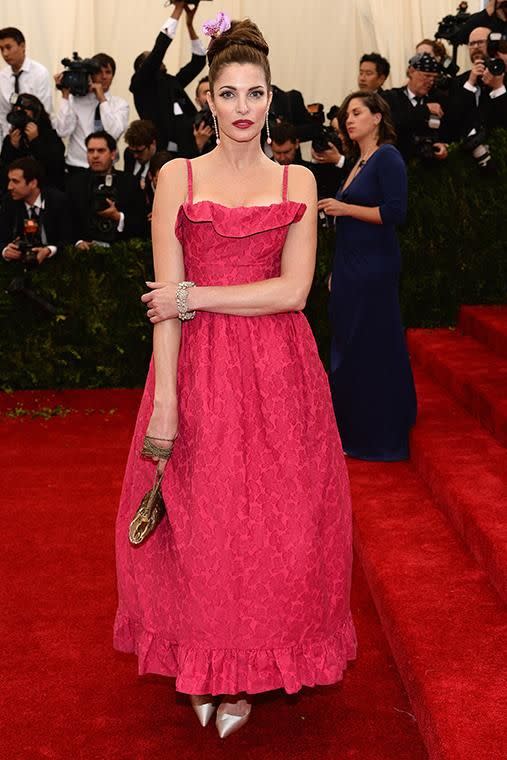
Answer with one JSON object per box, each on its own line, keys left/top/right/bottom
{"left": 0, "top": 1, "right": 483, "bottom": 128}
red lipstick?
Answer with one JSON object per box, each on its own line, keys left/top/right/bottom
{"left": 233, "top": 120, "right": 254, "bottom": 128}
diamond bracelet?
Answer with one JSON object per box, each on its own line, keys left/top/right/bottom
{"left": 175, "top": 281, "right": 196, "bottom": 321}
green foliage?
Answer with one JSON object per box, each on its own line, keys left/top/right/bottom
{"left": 0, "top": 239, "right": 152, "bottom": 389}
{"left": 1, "top": 137, "right": 506, "bottom": 389}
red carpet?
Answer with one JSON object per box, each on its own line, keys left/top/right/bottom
{"left": 351, "top": 306, "right": 507, "bottom": 760}
{"left": 1, "top": 389, "right": 427, "bottom": 760}
{"left": 3, "top": 305, "right": 506, "bottom": 759}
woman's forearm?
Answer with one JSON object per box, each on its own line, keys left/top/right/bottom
{"left": 152, "top": 319, "right": 181, "bottom": 408}
{"left": 187, "top": 275, "right": 308, "bottom": 316}
{"left": 345, "top": 204, "right": 382, "bottom": 224}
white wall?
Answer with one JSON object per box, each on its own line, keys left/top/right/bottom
{"left": 0, "top": 1, "right": 484, "bottom": 127}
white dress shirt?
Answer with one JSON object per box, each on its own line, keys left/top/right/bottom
{"left": 464, "top": 80, "right": 507, "bottom": 100}
{"left": 0, "top": 57, "right": 52, "bottom": 142}
{"left": 53, "top": 90, "right": 129, "bottom": 168}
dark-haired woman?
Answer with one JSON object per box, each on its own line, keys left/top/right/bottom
{"left": 114, "top": 15, "right": 355, "bottom": 739}
{"left": 318, "top": 91, "right": 417, "bottom": 461}
{"left": 0, "top": 93, "right": 65, "bottom": 190}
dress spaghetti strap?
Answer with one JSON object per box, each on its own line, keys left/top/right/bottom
{"left": 282, "top": 164, "right": 289, "bottom": 202}
{"left": 185, "top": 159, "right": 194, "bottom": 204}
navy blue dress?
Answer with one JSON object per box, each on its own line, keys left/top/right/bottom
{"left": 329, "top": 143, "right": 417, "bottom": 461}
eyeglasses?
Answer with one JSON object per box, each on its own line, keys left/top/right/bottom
{"left": 468, "top": 39, "right": 488, "bottom": 47}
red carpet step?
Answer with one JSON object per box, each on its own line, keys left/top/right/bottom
{"left": 408, "top": 366, "right": 507, "bottom": 604}
{"left": 407, "top": 328, "right": 507, "bottom": 447}
{"left": 349, "top": 457, "right": 507, "bottom": 760}
{"left": 1, "top": 389, "right": 428, "bottom": 760}
{"left": 459, "top": 305, "right": 507, "bottom": 359}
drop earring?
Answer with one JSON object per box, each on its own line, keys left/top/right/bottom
{"left": 212, "top": 112, "right": 220, "bottom": 145}
{"left": 266, "top": 112, "right": 272, "bottom": 145}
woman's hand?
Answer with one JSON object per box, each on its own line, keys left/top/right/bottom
{"left": 25, "top": 122, "right": 39, "bottom": 142}
{"left": 317, "top": 198, "right": 350, "bottom": 217}
{"left": 141, "top": 281, "right": 180, "bottom": 323}
{"left": 143, "top": 402, "right": 179, "bottom": 471}
{"left": 9, "top": 128, "right": 21, "bottom": 148}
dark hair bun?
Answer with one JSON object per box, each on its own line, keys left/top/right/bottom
{"left": 207, "top": 19, "right": 269, "bottom": 67}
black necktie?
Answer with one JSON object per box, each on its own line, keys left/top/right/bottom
{"left": 134, "top": 162, "right": 146, "bottom": 179}
{"left": 28, "top": 206, "right": 38, "bottom": 219}
{"left": 13, "top": 71, "right": 22, "bottom": 94}
{"left": 94, "top": 104, "right": 103, "bottom": 131}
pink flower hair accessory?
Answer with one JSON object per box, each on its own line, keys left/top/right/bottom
{"left": 202, "top": 11, "right": 231, "bottom": 39}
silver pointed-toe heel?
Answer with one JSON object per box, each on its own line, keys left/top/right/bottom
{"left": 190, "top": 699, "right": 217, "bottom": 727}
{"left": 216, "top": 704, "right": 252, "bottom": 738}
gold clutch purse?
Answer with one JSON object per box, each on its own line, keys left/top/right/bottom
{"left": 128, "top": 468, "right": 166, "bottom": 545}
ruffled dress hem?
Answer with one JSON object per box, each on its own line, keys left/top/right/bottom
{"left": 113, "top": 612, "right": 357, "bottom": 696}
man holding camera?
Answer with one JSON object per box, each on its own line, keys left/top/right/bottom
{"left": 66, "top": 131, "right": 146, "bottom": 249}
{"left": 130, "top": 2, "right": 206, "bottom": 158}
{"left": 53, "top": 53, "right": 129, "bottom": 171}
{"left": 383, "top": 52, "right": 449, "bottom": 162}
{"left": 447, "top": 27, "right": 507, "bottom": 141}
{"left": 449, "top": 1, "right": 507, "bottom": 46}
{"left": 1, "top": 157, "right": 70, "bottom": 265}
{"left": 124, "top": 119, "right": 159, "bottom": 223}
{"left": 0, "top": 27, "right": 52, "bottom": 144}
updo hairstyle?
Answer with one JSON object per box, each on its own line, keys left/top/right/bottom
{"left": 207, "top": 19, "right": 271, "bottom": 93}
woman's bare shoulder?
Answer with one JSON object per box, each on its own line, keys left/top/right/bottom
{"left": 286, "top": 164, "right": 317, "bottom": 202}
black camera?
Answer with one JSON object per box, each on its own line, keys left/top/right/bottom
{"left": 6, "top": 94, "right": 42, "bottom": 132}
{"left": 193, "top": 106, "right": 214, "bottom": 131}
{"left": 488, "top": 31, "right": 507, "bottom": 57}
{"left": 462, "top": 127, "right": 492, "bottom": 169}
{"left": 435, "top": 2, "right": 470, "bottom": 41}
{"left": 483, "top": 56, "right": 506, "bottom": 76}
{"left": 312, "top": 126, "right": 342, "bottom": 154}
{"left": 57, "top": 52, "right": 100, "bottom": 97}
{"left": 413, "top": 136, "right": 439, "bottom": 161}
{"left": 89, "top": 175, "right": 118, "bottom": 242}
{"left": 16, "top": 239, "right": 39, "bottom": 269}
{"left": 6, "top": 108, "right": 30, "bottom": 131}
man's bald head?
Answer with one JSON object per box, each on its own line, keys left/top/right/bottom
{"left": 468, "top": 27, "right": 491, "bottom": 61}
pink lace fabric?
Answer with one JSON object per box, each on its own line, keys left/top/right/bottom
{"left": 114, "top": 162, "right": 357, "bottom": 695}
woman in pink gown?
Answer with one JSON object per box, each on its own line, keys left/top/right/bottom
{"left": 114, "top": 17, "right": 356, "bottom": 738}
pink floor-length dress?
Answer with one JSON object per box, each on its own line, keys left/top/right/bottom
{"left": 114, "top": 161, "right": 357, "bottom": 695}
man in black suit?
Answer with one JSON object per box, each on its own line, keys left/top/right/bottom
{"left": 130, "top": 2, "right": 206, "bottom": 158}
{"left": 1, "top": 157, "right": 70, "bottom": 263}
{"left": 270, "top": 85, "right": 319, "bottom": 143}
{"left": 66, "top": 130, "right": 146, "bottom": 249}
{"left": 383, "top": 53, "right": 449, "bottom": 162}
{"left": 446, "top": 27, "right": 507, "bottom": 141}
{"left": 358, "top": 52, "right": 390, "bottom": 95}
{"left": 124, "top": 119, "right": 158, "bottom": 223}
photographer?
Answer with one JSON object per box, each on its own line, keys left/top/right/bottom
{"left": 124, "top": 120, "right": 158, "bottom": 222}
{"left": 447, "top": 1, "right": 507, "bottom": 46}
{"left": 270, "top": 123, "right": 311, "bottom": 167}
{"left": 1, "top": 157, "right": 70, "bottom": 265}
{"left": 130, "top": 2, "right": 206, "bottom": 157}
{"left": 66, "top": 130, "right": 146, "bottom": 249}
{"left": 269, "top": 84, "right": 319, "bottom": 143}
{"left": 0, "top": 94, "right": 65, "bottom": 191}
{"left": 358, "top": 53, "right": 390, "bottom": 94}
{"left": 193, "top": 77, "right": 215, "bottom": 154}
{"left": 447, "top": 27, "right": 507, "bottom": 141}
{"left": 0, "top": 27, "right": 52, "bottom": 143}
{"left": 53, "top": 53, "right": 129, "bottom": 171}
{"left": 383, "top": 53, "right": 449, "bottom": 162}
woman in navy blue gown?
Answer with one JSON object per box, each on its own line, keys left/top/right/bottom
{"left": 318, "top": 91, "right": 416, "bottom": 461}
